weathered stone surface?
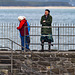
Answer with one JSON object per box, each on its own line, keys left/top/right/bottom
{"left": 1, "top": 69, "right": 8, "bottom": 75}
{"left": 51, "top": 68, "right": 59, "bottom": 74}
{"left": 38, "top": 61, "right": 50, "bottom": 66}
{"left": 71, "top": 58, "right": 75, "bottom": 63}
{"left": 0, "top": 51, "right": 75, "bottom": 75}
{"left": 67, "top": 68, "right": 74, "bottom": 73}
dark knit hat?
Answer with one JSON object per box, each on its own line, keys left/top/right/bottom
{"left": 45, "top": 9, "right": 50, "bottom": 13}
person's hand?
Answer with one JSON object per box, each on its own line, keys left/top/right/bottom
{"left": 43, "top": 20, "right": 46, "bottom": 22}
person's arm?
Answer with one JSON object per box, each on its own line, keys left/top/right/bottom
{"left": 46, "top": 16, "right": 52, "bottom": 25}
{"left": 40, "top": 16, "right": 46, "bottom": 26}
{"left": 17, "top": 21, "right": 24, "bottom": 30}
{"left": 40, "top": 16, "right": 44, "bottom": 24}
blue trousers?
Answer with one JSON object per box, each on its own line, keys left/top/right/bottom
{"left": 21, "top": 36, "right": 30, "bottom": 50}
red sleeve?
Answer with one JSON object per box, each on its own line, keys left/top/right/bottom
{"left": 17, "top": 21, "right": 24, "bottom": 30}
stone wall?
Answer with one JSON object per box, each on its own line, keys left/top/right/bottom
{"left": 0, "top": 51, "right": 75, "bottom": 75}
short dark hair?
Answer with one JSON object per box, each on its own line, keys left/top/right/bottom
{"left": 45, "top": 9, "right": 50, "bottom": 13}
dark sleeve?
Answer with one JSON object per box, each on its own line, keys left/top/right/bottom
{"left": 46, "top": 16, "right": 52, "bottom": 25}
{"left": 40, "top": 16, "right": 47, "bottom": 26}
{"left": 40, "top": 16, "right": 43, "bottom": 24}
{"left": 17, "top": 21, "right": 24, "bottom": 29}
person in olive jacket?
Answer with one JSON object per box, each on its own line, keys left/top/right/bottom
{"left": 40, "top": 9, "right": 54, "bottom": 51}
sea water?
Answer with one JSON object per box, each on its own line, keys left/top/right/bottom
{"left": 0, "top": 8, "right": 75, "bottom": 24}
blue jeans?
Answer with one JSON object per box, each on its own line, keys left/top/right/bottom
{"left": 21, "top": 36, "right": 30, "bottom": 50}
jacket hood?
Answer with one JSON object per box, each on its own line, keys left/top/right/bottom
{"left": 21, "top": 19, "right": 27, "bottom": 23}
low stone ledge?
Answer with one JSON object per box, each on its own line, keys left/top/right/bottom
{"left": 51, "top": 68, "right": 59, "bottom": 74}
{"left": 71, "top": 58, "right": 75, "bottom": 63}
{"left": 67, "top": 68, "right": 74, "bottom": 73}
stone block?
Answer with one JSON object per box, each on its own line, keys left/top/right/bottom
{"left": 71, "top": 58, "right": 75, "bottom": 63}
{"left": 51, "top": 68, "right": 59, "bottom": 74}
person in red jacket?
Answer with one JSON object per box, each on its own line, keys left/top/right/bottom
{"left": 17, "top": 16, "right": 29, "bottom": 51}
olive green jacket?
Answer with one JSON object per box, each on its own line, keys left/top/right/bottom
{"left": 40, "top": 14, "right": 52, "bottom": 35}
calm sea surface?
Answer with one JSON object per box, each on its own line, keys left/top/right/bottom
{"left": 0, "top": 8, "right": 75, "bottom": 50}
{"left": 0, "top": 8, "right": 75, "bottom": 24}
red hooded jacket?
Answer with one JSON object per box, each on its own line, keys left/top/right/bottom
{"left": 17, "top": 19, "right": 28, "bottom": 36}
